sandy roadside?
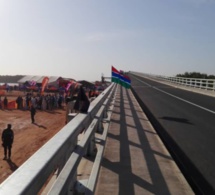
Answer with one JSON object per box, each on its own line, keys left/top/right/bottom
{"left": 0, "top": 104, "right": 66, "bottom": 184}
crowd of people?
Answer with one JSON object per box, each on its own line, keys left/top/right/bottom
{"left": 1, "top": 83, "right": 106, "bottom": 160}
{"left": 0, "top": 92, "right": 66, "bottom": 160}
{"left": 16, "top": 93, "right": 65, "bottom": 110}
{"left": 0, "top": 92, "right": 65, "bottom": 111}
{"left": 0, "top": 76, "right": 111, "bottom": 164}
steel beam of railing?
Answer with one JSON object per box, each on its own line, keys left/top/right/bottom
{"left": 0, "top": 83, "right": 116, "bottom": 195}
{"left": 47, "top": 84, "right": 116, "bottom": 195}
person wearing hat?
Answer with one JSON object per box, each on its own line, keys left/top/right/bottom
{"left": 2, "top": 124, "right": 14, "bottom": 160}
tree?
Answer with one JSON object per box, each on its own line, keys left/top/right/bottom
{"left": 176, "top": 72, "right": 215, "bottom": 79}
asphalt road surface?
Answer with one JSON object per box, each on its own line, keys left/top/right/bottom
{"left": 129, "top": 73, "right": 215, "bottom": 195}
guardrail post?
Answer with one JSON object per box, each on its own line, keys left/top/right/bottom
{"left": 200, "top": 79, "right": 203, "bottom": 89}
{"left": 206, "top": 79, "right": 209, "bottom": 90}
{"left": 213, "top": 80, "right": 215, "bottom": 91}
{"left": 97, "top": 115, "right": 104, "bottom": 133}
{"left": 87, "top": 133, "right": 96, "bottom": 157}
{"left": 179, "top": 77, "right": 181, "bottom": 85}
{"left": 176, "top": 77, "right": 179, "bottom": 85}
{"left": 103, "top": 104, "right": 108, "bottom": 119}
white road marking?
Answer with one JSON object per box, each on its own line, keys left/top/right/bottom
{"left": 133, "top": 76, "right": 215, "bottom": 114}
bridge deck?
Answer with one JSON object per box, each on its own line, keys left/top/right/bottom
{"left": 95, "top": 86, "right": 194, "bottom": 195}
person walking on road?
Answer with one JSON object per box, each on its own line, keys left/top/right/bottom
{"left": 30, "top": 105, "right": 36, "bottom": 123}
{"left": 2, "top": 124, "right": 14, "bottom": 160}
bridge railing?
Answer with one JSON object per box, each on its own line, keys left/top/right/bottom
{"left": 0, "top": 83, "right": 117, "bottom": 195}
{"left": 130, "top": 71, "right": 215, "bottom": 91}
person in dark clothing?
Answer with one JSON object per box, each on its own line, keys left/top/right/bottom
{"left": 16, "top": 96, "right": 23, "bottom": 109}
{"left": 2, "top": 124, "right": 14, "bottom": 160}
{"left": 30, "top": 105, "right": 36, "bottom": 123}
{"left": 3, "top": 96, "right": 8, "bottom": 109}
{"left": 73, "top": 86, "right": 90, "bottom": 113}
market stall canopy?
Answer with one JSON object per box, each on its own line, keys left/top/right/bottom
{"left": 17, "top": 75, "right": 76, "bottom": 86}
{"left": 58, "top": 77, "right": 76, "bottom": 88}
{"left": 78, "top": 80, "right": 95, "bottom": 89}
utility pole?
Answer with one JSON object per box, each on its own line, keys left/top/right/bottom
{"left": 101, "top": 73, "right": 105, "bottom": 83}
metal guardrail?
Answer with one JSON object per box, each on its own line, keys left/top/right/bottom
{"left": 0, "top": 83, "right": 117, "bottom": 195}
{"left": 130, "top": 71, "right": 215, "bottom": 91}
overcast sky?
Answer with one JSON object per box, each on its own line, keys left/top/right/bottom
{"left": 0, "top": 0, "right": 215, "bottom": 81}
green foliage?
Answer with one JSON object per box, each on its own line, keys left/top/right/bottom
{"left": 176, "top": 72, "right": 215, "bottom": 79}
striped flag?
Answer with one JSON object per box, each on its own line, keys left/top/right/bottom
{"left": 111, "top": 66, "right": 131, "bottom": 89}
{"left": 111, "top": 66, "right": 120, "bottom": 84}
{"left": 120, "top": 74, "right": 131, "bottom": 89}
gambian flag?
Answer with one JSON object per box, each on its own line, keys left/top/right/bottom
{"left": 120, "top": 74, "right": 131, "bottom": 89}
{"left": 111, "top": 66, "right": 131, "bottom": 89}
{"left": 111, "top": 66, "right": 120, "bottom": 84}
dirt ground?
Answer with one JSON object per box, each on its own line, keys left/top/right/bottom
{"left": 0, "top": 91, "right": 66, "bottom": 184}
